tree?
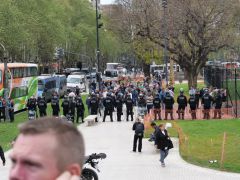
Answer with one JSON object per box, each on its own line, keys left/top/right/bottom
{"left": 116, "top": 0, "right": 240, "bottom": 88}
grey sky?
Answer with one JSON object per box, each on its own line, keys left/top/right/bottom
{"left": 101, "top": 0, "right": 115, "bottom": 5}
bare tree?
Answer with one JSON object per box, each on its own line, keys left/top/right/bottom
{"left": 115, "top": 0, "right": 239, "bottom": 87}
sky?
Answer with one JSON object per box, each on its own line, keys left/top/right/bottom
{"left": 101, "top": 0, "right": 115, "bottom": 5}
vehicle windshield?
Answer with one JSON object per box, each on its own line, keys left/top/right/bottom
{"left": 105, "top": 71, "right": 118, "bottom": 77}
{"left": 67, "top": 78, "right": 81, "bottom": 84}
{"left": 38, "top": 80, "right": 44, "bottom": 91}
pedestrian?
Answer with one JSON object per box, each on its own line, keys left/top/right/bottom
{"left": 132, "top": 118, "right": 144, "bottom": 152}
{"left": 115, "top": 93, "right": 123, "bottom": 122}
{"left": 155, "top": 124, "right": 171, "bottom": 167}
{"left": 213, "top": 90, "right": 222, "bottom": 119}
{"left": 7, "top": 97, "right": 14, "bottom": 122}
{"left": 61, "top": 95, "right": 70, "bottom": 117}
{"left": 27, "top": 96, "right": 37, "bottom": 119}
{"left": 103, "top": 92, "right": 114, "bottom": 122}
{"left": 51, "top": 93, "right": 60, "bottom": 117}
{"left": 75, "top": 95, "right": 85, "bottom": 123}
{"left": 0, "top": 145, "right": 5, "bottom": 166}
{"left": 163, "top": 91, "right": 175, "bottom": 120}
{"left": 9, "top": 117, "right": 85, "bottom": 180}
{"left": 0, "top": 96, "right": 6, "bottom": 122}
{"left": 125, "top": 94, "right": 134, "bottom": 121}
{"left": 89, "top": 93, "right": 99, "bottom": 122}
{"left": 75, "top": 85, "right": 80, "bottom": 96}
{"left": 148, "top": 122, "right": 160, "bottom": 145}
{"left": 137, "top": 93, "right": 147, "bottom": 116}
{"left": 37, "top": 96, "right": 47, "bottom": 117}
{"left": 153, "top": 94, "right": 162, "bottom": 120}
{"left": 201, "top": 89, "right": 213, "bottom": 119}
{"left": 146, "top": 92, "right": 154, "bottom": 114}
{"left": 177, "top": 88, "right": 187, "bottom": 120}
{"left": 68, "top": 96, "right": 76, "bottom": 123}
{"left": 188, "top": 94, "right": 197, "bottom": 119}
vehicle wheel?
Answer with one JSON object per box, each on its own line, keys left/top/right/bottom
{"left": 81, "top": 168, "right": 98, "bottom": 180}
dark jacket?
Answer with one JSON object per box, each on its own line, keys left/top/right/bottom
{"left": 0, "top": 146, "right": 5, "bottom": 165}
{"left": 155, "top": 129, "right": 169, "bottom": 150}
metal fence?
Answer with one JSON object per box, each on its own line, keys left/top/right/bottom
{"left": 204, "top": 65, "right": 240, "bottom": 117}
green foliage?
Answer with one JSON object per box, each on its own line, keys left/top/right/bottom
{"left": 0, "top": 0, "right": 123, "bottom": 64}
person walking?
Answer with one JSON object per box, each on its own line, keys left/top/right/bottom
{"left": 156, "top": 124, "right": 170, "bottom": 167}
{"left": 132, "top": 118, "right": 145, "bottom": 152}
{"left": 0, "top": 145, "right": 5, "bottom": 166}
{"left": 146, "top": 92, "right": 154, "bottom": 114}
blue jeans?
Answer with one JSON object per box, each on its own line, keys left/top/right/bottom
{"left": 160, "top": 149, "right": 169, "bottom": 163}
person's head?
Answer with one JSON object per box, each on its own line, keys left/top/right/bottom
{"left": 159, "top": 124, "right": 165, "bottom": 131}
{"left": 180, "top": 88, "right": 184, "bottom": 95}
{"left": 150, "top": 122, "right": 157, "bottom": 128}
{"left": 9, "top": 117, "right": 85, "bottom": 180}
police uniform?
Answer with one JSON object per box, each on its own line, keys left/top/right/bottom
{"left": 126, "top": 96, "right": 134, "bottom": 121}
{"left": 61, "top": 97, "right": 70, "bottom": 116}
{"left": 76, "top": 96, "right": 85, "bottom": 123}
{"left": 188, "top": 95, "right": 197, "bottom": 119}
{"left": 89, "top": 95, "right": 99, "bottom": 122}
{"left": 153, "top": 96, "right": 161, "bottom": 120}
{"left": 213, "top": 92, "right": 222, "bottom": 119}
{"left": 0, "top": 97, "right": 6, "bottom": 122}
{"left": 201, "top": 92, "right": 213, "bottom": 119}
{"left": 51, "top": 96, "right": 60, "bottom": 116}
{"left": 103, "top": 94, "right": 114, "bottom": 122}
{"left": 115, "top": 96, "right": 123, "bottom": 121}
{"left": 69, "top": 97, "right": 76, "bottom": 122}
{"left": 177, "top": 93, "right": 187, "bottom": 119}
{"left": 38, "top": 97, "right": 47, "bottom": 117}
{"left": 27, "top": 97, "right": 37, "bottom": 118}
{"left": 163, "top": 93, "right": 175, "bottom": 120}
{"left": 7, "top": 98, "right": 14, "bottom": 122}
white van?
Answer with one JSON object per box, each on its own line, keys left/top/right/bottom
{"left": 67, "top": 75, "right": 86, "bottom": 92}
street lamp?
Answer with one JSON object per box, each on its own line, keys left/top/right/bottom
{"left": 95, "top": 0, "right": 102, "bottom": 90}
{"left": 0, "top": 43, "right": 9, "bottom": 120}
{"left": 162, "top": 0, "right": 169, "bottom": 85}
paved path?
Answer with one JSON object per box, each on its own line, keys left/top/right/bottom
{"left": 1, "top": 117, "right": 240, "bottom": 180}
{"left": 79, "top": 120, "right": 240, "bottom": 180}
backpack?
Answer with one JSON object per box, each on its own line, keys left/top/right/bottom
{"left": 135, "top": 123, "right": 144, "bottom": 136}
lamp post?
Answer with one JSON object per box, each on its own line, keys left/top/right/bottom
{"left": 95, "top": 0, "right": 101, "bottom": 90}
{"left": 162, "top": 0, "right": 169, "bottom": 85}
{"left": 0, "top": 43, "right": 9, "bottom": 120}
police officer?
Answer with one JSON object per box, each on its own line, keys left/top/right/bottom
{"left": 177, "top": 88, "right": 187, "bottom": 120}
{"left": 103, "top": 92, "right": 114, "bottom": 122}
{"left": 0, "top": 96, "right": 6, "bottom": 122}
{"left": 201, "top": 89, "right": 213, "bottom": 119}
{"left": 115, "top": 93, "right": 123, "bottom": 122}
{"left": 125, "top": 94, "right": 134, "bottom": 121}
{"left": 153, "top": 94, "right": 161, "bottom": 120}
{"left": 89, "top": 93, "right": 99, "bottom": 122}
{"left": 37, "top": 96, "right": 47, "bottom": 117}
{"left": 75, "top": 86, "right": 80, "bottom": 96}
{"left": 7, "top": 97, "right": 14, "bottom": 122}
{"left": 188, "top": 94, "right": 197, "bottom": 119}
{"left": 61, "top": 95, "right": 70, "bottom": 117}
{"left": 27, "top": 96, "right": 37, "bottom": 117}
{"left": 76, "top": 95, "right": 85, "bottom": 123}
{"left": 213, "top": 90, "right": 222, "bottom": 119}
{"left": 68, "top": 96, "right": 76, "bottom": 122}
{"left": 163, "top": 91, "right": 175, "bottom": 120}
{"left": 137, "top": 93, "right": 147, "bottom": 116}
{"left": 51, "top": 94, "right": 60, "bottom": 116}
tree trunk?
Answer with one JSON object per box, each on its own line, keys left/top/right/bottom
{"left": 186, "top": 70, "right": 198, "bottom": 89}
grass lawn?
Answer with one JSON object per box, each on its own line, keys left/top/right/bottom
{"left": 176, "top": 119, "right": 240, "bottom": 173}
{"left": 0, "top": 94, "right": 89, "bottom": 151}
